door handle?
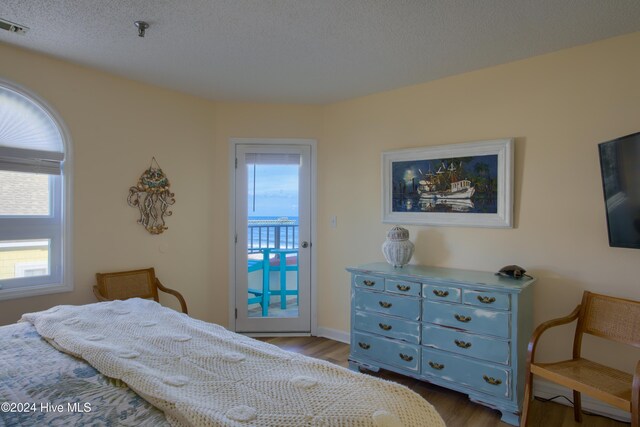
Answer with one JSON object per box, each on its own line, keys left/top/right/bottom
{"left": 301, "top": 241, "right": 309, "bottom": 248}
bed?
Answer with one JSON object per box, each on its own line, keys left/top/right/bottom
{"left": 0, "top": 299, "right": 445, "bottom": 426}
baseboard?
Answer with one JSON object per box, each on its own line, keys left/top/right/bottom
{"left": 245, "top": 332, "right": 311, "bottom": 338}
{"left": 316, "top": 327, "right": 350, "bottom": 344}
{"left": 533, "top": 378, "right": 630, "bottom": 423}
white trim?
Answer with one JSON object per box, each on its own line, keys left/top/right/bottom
{"left": 228, "top": 140, "right": 237, "bottom": 330}
{"left": 244, "top": 332, "right": 312, "bottom": 338}
{"left": 228, "top": 138, "right": 318, "bottom": 335}
{"left": 317, "top": 327, "right": 350, "bottom": 344}
{"left": 310, "top": 140, "right": 318, "bottom": 336}
{"left": 533, "top": 378, "right": 631, "bottom": 423}
{"left": 234, "top": 144, "right": 312, "bottom": 333}
{"left": 0, "top": 78, "right": 73, "bottom": 300}
{"left": 0, "top": 282, "right": 73, "bottom": 300}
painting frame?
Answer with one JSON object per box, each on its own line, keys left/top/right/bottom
{"left": 382, "top": 138, "right": 514, "bottom": 227}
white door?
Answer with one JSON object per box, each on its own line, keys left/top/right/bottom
{"left": 234, "top": 143, "right": 312, "bottom": 333}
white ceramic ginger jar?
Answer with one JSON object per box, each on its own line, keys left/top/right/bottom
{"left": 382, "top": 226, "right": 414, "bottom": 268}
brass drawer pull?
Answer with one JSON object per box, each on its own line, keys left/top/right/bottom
{"left": 454, "top": 314, "right": 472, "bottom": 323}
{"left": 358, "top": 342, "right": 370, "bottom": 350}
{"left": 428, "top": 361, "right": 444, "bottom": 370}
{"left": 378, "top": 301, "right": 392, "bottom": 308}
{"left": 432, "top": 289, "right": 449, "bottom": 297}
{"left": 483, "top": 375, "right": 502, "bottom": 385}
{"left": 396, "top": 284, "right": 411, "bottom": 292}
{"left": 399, "top": 353, "right": 413, "bottom": 362}
{"left": 378, "top": 323, "right": 392, "bottom": 331}
{"left": 454, "top": 339, "right": 472, "bottom": 349}
{"left": 477, "top": 295, "right": 496, "bottom": 304}
{"left": 363, "top": 280, "right": 376, "bottom": 287}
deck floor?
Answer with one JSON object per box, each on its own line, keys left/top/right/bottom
{"left": 248, "top": 297, "right": 298, "bottom": 318}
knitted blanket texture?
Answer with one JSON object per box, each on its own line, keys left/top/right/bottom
{"left": 21, "top": 299, "right": 445, "bottom": 427}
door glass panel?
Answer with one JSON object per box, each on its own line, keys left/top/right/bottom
{"left": 0, "top": 239, "right": 50, "bottom": 280}
{"left": 0, "top": 171, "right": 50, "bottom": 216}
{"left": 246, "top": 154, "right": 300, "bottom": 319}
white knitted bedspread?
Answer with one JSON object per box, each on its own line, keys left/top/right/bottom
{"left": 21, "top": 299, "right": 445, "bottom": 427}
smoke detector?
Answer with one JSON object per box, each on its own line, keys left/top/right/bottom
{"left": 0, "top": 18, "right": 29, "bottom": 35}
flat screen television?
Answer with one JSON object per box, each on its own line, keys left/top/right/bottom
{"left": 598, "top": 131, "right": 640, "bottom": 249}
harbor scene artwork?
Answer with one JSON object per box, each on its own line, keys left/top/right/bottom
{"left": 391, "top": 154, "right": 498, "bottom": 214}
{"left": 382, "top": 139, "right": 513, "bottom": 227}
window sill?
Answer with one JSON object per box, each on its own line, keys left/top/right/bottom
{"left": 0, "top": 281, "right": 73, "bottom": 301}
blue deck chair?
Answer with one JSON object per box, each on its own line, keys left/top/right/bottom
{"left": 247, "top": 249, "right": 299, "bottom": 316}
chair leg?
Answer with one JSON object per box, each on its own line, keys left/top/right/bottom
{"left": 520, "top": 372, "right": 533, "bottom": 427}
{"left": 280, "top": 256, "right": 287, "bottom": 310}
{"left": 573, "top": 390, "right": 582, "bottom": 422}
{"left": 261, "top": 266, "right": 269, "bottom": 317}
{"left": 261, "top": 249, "right": 271, "bottom": 317}
{"left": 633, "top": 361, "right": 640, "bottom": 427}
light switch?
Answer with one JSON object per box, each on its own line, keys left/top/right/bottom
{"left": 330, "top": 215, "right": 338, "bottom": 228}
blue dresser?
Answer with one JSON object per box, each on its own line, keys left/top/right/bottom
{"left": 347, "top": 263, "right": 535, "bottom": 426}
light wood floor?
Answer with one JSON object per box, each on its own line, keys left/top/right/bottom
{"left": 260, "top": 336, "right": 629, "bottom": 427}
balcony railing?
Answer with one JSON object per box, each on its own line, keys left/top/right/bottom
{"left": 248, "top": 218, "right": 298, "bottom": 253}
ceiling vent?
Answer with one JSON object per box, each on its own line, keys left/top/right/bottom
{"left": 0, "top": 18, "right": 29, "bottom": 35}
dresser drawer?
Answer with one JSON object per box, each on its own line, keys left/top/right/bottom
{"left": 354, "top": 274, "right": 384, "bottom": 291}
{"left": 354, "top": 289, "right": 421, "bottom": 321}
{"left": 423, "top": 300, "right": 510, "bottom": 338}
{"left": 422, "top": 348, "right": 511, "bottom": 398}
{"left": 354, "top": 311, "right": 420, "bottom": 344}
{"left": 421, "top": 324, "right": 510, "bottom": 365}
{"left": 463, "top": 290, "right": 510, "bottom": 311}
{"left": 385, "top": 279, "right": 421, "bottom": 297}
{"left": 423, "top": 284, "right": 461, "bottom": 303}
{"left": 352, "top": 332, "right": 420, "bottom": 372}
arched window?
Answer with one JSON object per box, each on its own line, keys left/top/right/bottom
{"left": 0, "top": 79, "right": 72, "bottom": 299}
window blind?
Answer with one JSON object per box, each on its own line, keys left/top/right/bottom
{"left": 245, "top": 153, "right": 300, "bottom": 165}
{"left": 0, "top": 86, "right": 64, "bottom": 175}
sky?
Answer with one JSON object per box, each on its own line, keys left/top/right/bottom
{"left": 247, "top": 164, "right": 299, "bottom": 217}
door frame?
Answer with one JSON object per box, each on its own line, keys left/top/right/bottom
{"left": 228, "top": 138, "right": 317, "bottom": 336}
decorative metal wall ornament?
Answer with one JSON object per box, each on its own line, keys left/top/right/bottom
{"left": 127, "top": 157, "right": 175, "bottom": 234}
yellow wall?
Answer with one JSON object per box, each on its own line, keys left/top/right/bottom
{"left": 0, "top": 42, "right": 322, "bottom": 326}
{"left": 0, "top": 42, "right": 219, "bottom": 323}
{"left": 318, "top": 32, "right": 640, "bottom": 370}
{"left": 0, "top": 248, "right": 48, "bottom": 279}
{"left": 210, "top": 101, "right": 323, "bottom": 321}
{"left": 0, "top": 33, "right": 639, "bottom": 372}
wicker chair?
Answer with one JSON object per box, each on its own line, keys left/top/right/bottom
{"left": 521, "top": 291, "right": 640, "bottom": 427}
{"left": 93, "top": 268, "right": 188, "bottom": 314}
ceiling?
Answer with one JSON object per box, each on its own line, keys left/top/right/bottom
{"left": 1, "top": 1, "right": 640, "bottom": 104}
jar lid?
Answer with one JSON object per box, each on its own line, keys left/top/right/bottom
{"left": 387, "top": 226, "right": 409, "bottom": 241}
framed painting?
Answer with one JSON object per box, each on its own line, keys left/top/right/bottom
{"left": 382, "top": 138, "right": 514, "bottom": 227}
